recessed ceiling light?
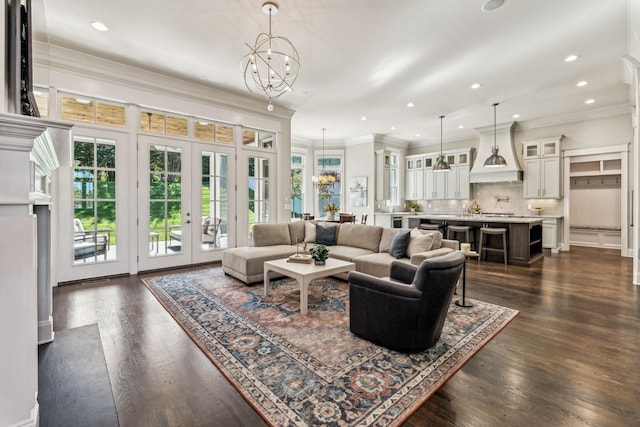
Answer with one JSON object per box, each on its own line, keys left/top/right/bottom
{"left": 91, "top": 21, "right": 109, "bottom": 32}
{"left": 470, "top": 83, "right": 481, "bottom": 89}
{"left": 577, "top": 80, "right": 588, "bottom": 87}
{"left": 585, "top": 99, "right": 595, "bottom": 104}
{"left": 458, "top": 125, "right": 464, "bottom": 129}
{"left": 415, "top": 133, "right": 420, "bottom": 137}
{"left": 564, "top": 54, "right": 579, "bottom": 62}
{"left": 406, "top": 102, "right": 414, "bottom": 108}
{"left": 481, "top": 0, "right": 506, "bottom": 12}
{"left": 390, "top": 126, "right": 397, "bottom": 130}
{"left": 361, "top": 116, "right": 367, "bottom": 121}
{"left": 512, "top": 114, "right": 520, "bottom": 119}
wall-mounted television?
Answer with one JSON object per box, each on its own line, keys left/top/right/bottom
{"left": 8, "top": 0, "right": 40, "bottom": 117}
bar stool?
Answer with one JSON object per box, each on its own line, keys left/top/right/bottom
{"left": 420, "top": 223, "right": 441, "bottom": 233}
{"left": 478, "top": 227, "right": 508, "bottom": 264}
{"left": 447, "top": 225, "right": 475, "bottom": 251}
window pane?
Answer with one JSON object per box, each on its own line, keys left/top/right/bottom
{"left": 96, "top": 143, "right": 116, "bottom": 168}
{"left": 140, "top": 112, "right": 165, "bottom": 133}
{"left": 167, "top": 174, "right": 182, "bottom": 199}
{"left": 62, "top": 96, "right": 94, "bottom": 122}
{"left": 96, "top": 171, "right": 116, "bottom": 199}
{"left": 216, "top": 125, "right": 234, "bottom": 144}
{"left": 149, "top": 173, "right": 165, "bottom": 200}
{"left": 242, "top": 129, "right": 257, "bottom": 147}
{"left": 150, "top": 148, "right": 165, "bottom": 171}
{"left": 74, "top": 142, "right": 94, "bottom": 167}
{"left": 195, "top": 121, "right": 214, "bottom": 140}
{"left": 96, "top": 103, "right": 126, "bottom": 127}
{"left": 167, "top": 150, "right": 182, "bottom": 173}
{"left": 149, "top": 201, "right": 166, "bottom": 228}
{"left": 74, "top": 170, "right": 95, "bottom": 199}
{"left": 166, "top": 115, "right": 188, "bottom": 136}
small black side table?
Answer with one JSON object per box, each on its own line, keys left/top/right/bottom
{"left": 456, "top": 251, "right": 479, "bottom": 308}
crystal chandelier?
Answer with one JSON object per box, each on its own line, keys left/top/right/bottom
{"left": 242, "top": 2, "right": 300, "bottom": 111}
{"left": 312, "top": 128, "right": 335, "bottom": 199}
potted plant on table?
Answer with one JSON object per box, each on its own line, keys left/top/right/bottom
{"left": 323, "top": 203, "right": 340, "bottom": 220}
{"left": 407, "top": 201, "right": 419, "bottom": 212}
{"left": 309, "top": 244, "right": 329, "bottom": 265}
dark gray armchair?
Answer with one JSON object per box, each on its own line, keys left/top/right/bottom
{"left": 348, "top": 251, "right": 465, "bottom": 353}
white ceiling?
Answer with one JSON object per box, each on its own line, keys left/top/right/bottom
{"left": 35, "top": 0, "right": 631, "bottom": 144}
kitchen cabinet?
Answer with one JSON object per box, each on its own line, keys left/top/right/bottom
{"left": 404, "top": 156, "right": 423, "bottom": 200}
{"left": 542, "top": 217, "right": 562, "bottom": 252}
{"left": 376, "top": 150, "right": 391, "bottom": 201}
{"left": 425, "top": 151, "right": 471, "bottom": 200}
{"left": 522, "top": 136, "right": 563, "bottom": 199}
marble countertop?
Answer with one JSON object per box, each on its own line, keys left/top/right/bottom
{"left": 375, "top": 212, "right": 563, "bottom": 219}
{"left": 409, "top": 214, "right": 544, "bottom": 224}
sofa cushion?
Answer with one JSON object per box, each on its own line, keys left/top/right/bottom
{"left": 253, "top": 223, "right": 291, "bottom": 246}
{"left": 409, "top": 247, "right": 455, "bottom": 265}
{"left": 316, "top": 223, "right": 338, "bottom": 245}
{"left": 389, "top": 230, "right": 411, "bottom": 258}
{"left": 418, "top": 229, "right": 443, "bottom": 249}
{"left": 303, "top": 222, "right": 316, "bottom": 243}
{"left": 222, "top": 245, "right": 296, "bottom": 277}
{"left": 336, "top": 224, "right": 383, "bottom": 252}
{"left": 288, "top": 221, "right": 306, "bottom": 246}
{"left": 328, "top": 245, "right": 375, "bottom": 262}
{"left": 353, "top": 252, "right": 413, "bottom": 278}
{"left": 378, "top": 227, "right": 413, "bottom": 253}
{"left": 407, "top": 229, "right": 434, "bottom": 257}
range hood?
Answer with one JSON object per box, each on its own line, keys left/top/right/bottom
{"left": 469, "top": 121, "right": 522, "bottom": 183}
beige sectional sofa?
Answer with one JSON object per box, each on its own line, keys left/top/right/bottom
{"left": 222, "top": 221, "right": 459, "bottom": 284}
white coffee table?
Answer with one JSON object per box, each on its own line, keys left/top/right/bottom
{"left": 264, "top": 257, "right": 355, "bottom": 315}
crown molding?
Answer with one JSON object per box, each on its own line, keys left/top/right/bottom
{"left": 515, "top": 104, "right": 632, "bottom": 130}
{"left": 34, "top": 41, "right": 296, "bottom": 121}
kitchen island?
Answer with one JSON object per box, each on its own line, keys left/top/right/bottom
{"left": 407, "top": 214, "right": 544, "bottom": 266}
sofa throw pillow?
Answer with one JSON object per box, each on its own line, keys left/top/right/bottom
{"left": 415, "top": 228, "right": 443, "bottom": 249}
{"left": 303, "top": 222, "right": 316, "bottom": 243}
{"left": 406, "top": 229, "right": 434, "bottom": 257}
{"left": 315, "top": 223, "right": 338, "bottom": 246}
{"left": 389, "top": 230, "right": 411, "bottom": 259}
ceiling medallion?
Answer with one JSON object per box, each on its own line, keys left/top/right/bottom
{"left": 241, "top": 2, "right": 300, "bottom": 111}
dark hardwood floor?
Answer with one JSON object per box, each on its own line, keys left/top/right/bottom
{"left": 50, "top": 246, "right": 640, "bottom": 426}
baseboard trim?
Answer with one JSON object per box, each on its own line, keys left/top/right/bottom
{"left": 9, "top": 399, "right": 38, "bottom": 427}
{"left": 38, "top": 316, "right": 54, "bottom": 345}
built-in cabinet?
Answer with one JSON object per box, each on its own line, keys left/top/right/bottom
{"left": 376, "top": 150, "right": 391, "bottom": 201}
{"left": 542, "top": 217, "right": 562, "bottom": 252}
{"left": 406, "top": 149, "right": 472, "bottom": 201}
{"left": 522, "top": 136, "right": 563, "bottom": 199}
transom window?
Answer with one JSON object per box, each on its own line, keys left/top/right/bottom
{"left": 61, "top": 96, "right": 126, "bottom": 127}
{"left": 194, "top": 119, "right": 234, "bottom": 144}
{"left": 140, "top": 110, "right": 188, "bottom": 137}
{"left": 242, "top": 128, "right": 274, "bottom": 149}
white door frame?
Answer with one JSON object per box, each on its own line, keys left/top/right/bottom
{"left": 137, "top": 134, "right": 193, "bottom": 271}
{"left": 55, "top": 127, "right": 131, "bottom": 283}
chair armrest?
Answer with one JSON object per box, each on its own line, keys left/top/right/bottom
{"left": 441, "top": 239, "right": 459, "bottom": 250}
{"left": 348, "top": 271, "right": 421, "bottom": 298}
{"left": 389, "top": 261, "right": 417, "bottom": 284}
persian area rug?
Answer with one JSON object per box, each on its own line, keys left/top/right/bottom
{"left": 142, "top": 267, "right": 518, "bottom": 427}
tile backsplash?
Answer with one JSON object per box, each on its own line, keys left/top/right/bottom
{"left": 395, "top": 181, "right": 563, "bottom": 216}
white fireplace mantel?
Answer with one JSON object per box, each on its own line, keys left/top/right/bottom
{"left": 0, "top": 112, "right": 71, "bottom": 427}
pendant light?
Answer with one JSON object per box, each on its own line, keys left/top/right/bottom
{"left": 483, "top": 103, "right": 507, "bottom": 168}
{"left": 433, "top": 115, "right": 451, "bottom": 172}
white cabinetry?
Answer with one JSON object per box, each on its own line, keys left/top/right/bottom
{"left": 425, "top": 151, "right": 471, "bottom": 200}
{"left": 376, "top": 150, "right": 391, "bottom": 201}
{"left": 404, "top": 156, "right": 423, "bottom": 200}
{"left": 522, "top": 136, "right": 562, "bottom": 199}
{"left": 542, "top": 218, "right": 562, "bottom": 252}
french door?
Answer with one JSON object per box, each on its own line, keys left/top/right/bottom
{"left": 137, "top": 135, "right": 234, "bottom": 271}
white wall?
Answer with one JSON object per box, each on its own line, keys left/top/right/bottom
{"left": 345, "top": 140, "right": 375, "bottom": 219}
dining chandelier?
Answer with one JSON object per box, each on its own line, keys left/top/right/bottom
{"left": 312, "top": 128, "right": 335, "bottom": 198}
{"left": 241, "top": 2, "right": 300, "bottom": 111}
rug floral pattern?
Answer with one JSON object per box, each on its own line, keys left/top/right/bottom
{"left": 142, "top": 268, "right": 518, "bottom": 427}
